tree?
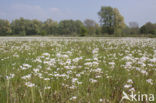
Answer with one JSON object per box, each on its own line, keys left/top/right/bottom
{"left": 140, "top": 22, "right": 156, "bottom": 35}
{"left": 42, "top": 18, "right": 58, "bottom": 35}
{"left": 84, "top": 19, "right": 98, "bottom": 35}
{"left": 58, "top": 20, "right": 74, "bottom": 35}
{"left": 128, "top": 22, "right": 139, "bottom": 34}
{"left": 80, "top": 26, "right": 87, "bottom": 36}
{"left": 25, "top": 19, "right": 42, "bottom": 35}
{"left": 11, "top": 17, "right": 26, "bottom": 35}
{"left": 74, "top": 20, "right": 86, "bottom": 35}
{"left": 0, "top": 19, "right": 11, "bottom": 36}
{"left": 58, "top": 20, "right": 85, "bottom": 35}
{"left": 129, "top": 22, "right": 139, "bottom": 28}
{"left": 98, "top": 6, "right": 125, "bottom": 34}
{"left": 11, "top": 18, "right": 42, "bottom": 35}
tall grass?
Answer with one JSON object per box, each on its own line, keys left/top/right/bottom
{"left": 0, "top": 37, "right": 155, "bottom": 103}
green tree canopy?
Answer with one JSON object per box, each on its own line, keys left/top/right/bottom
{"left": 42, "top": 19, "right": 58, "bottom": 35}
{"left": 0, "top": 19, "right": 11, "bottom": 36}
{"left": 84, "top": 19, "right": 100, "bottom": 35}
{"left": 98, "top": 6, "right": 125, "bottom": 34}
{"left": 25, "top": 19, "right": 42, "bottom": 35}
{"left": 140, "top": 22, "right": 156, "bottom": 35}
{"left": 11, "top": 17, "right": 26, "bottom": 35}
{"left": 58, "top": 20, "right": 85, "bottom": 35}
{"left": 11, "top": 18, "right": 42, "bottom": 35}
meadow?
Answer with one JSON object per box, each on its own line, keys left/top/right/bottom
{"left": 0, "top": 37, "right": 155, "bottom": 103}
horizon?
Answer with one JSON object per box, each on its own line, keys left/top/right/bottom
{"left": 0, "top": 0, "right": 156, "bottom": 26}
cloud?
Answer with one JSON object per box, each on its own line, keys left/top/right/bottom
{"left": 1, "top": 3, "right": 64, "bottom": 21}
{"left": 50, "top": 8, "right": 60, "bottom": 13}
{"left": 11, "top": 4, "right": 46, "bottom": 19}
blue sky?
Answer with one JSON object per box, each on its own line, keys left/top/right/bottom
{"left": 0, "top": 0, "right": 156, "bottom": 26}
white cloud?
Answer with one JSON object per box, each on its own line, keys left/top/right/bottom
{"left": 1, "top": 3, "right": 64, "bottom": 21}
{"left": 50, "top": 8, "right": 60, "bottom": 13}
{"left": 11, "top": 4, "right": 46, "bottom": 19}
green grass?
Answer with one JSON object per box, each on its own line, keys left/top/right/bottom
{"left": 0, "top": 37, "right": 155, "bottom": 103}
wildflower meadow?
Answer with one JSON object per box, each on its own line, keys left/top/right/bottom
{"left": 0, "top": 37, "right": 155, "bottom": 103}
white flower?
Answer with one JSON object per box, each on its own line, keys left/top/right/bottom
{"left": 25, "top": 82, "right": 35, "bottom": 87}
{"left": 135, "top": 67, "right": 141, "bottom": 71}
{"left": 23, "top": 64, "right": 32, "bottom": 68}
{"left": 125, "top": 62, "right": 132, "bottom": 67}
{"left": 46, "top": 67, "right": 51, "bottom": 70}
{"left": 146, "top": 79, "right": 153, "bottom": 85}
{"left": 67, "top": 70, "right": 72, "bottom": 74}
{"left": 35, "top": 58, "right": 42, "bottom": 63}
{"left": 13, "top": 54, "right": 19, "bottom": 57}
{"left": 140, "top": 57, "right": 148, "bottom": 62}
{"left": 44, "top": 78, "right": 50, "bottom": 81}
{"left": 84, "top": 61, "right": 99, "bottom": 67}
{"left": 42, "top": 53, "right": 50, "bottom": 57}
{"left": 73, "top": 58, "right": 80, "bottom": 63}
{"left": 85, "top": 58, "right": 92, "bottom": 61}
{"left": 129, "top": 88, "right": 135, "bottom": 92}
{"left": 92, "top": 48, "right": 99, "bottom": 54}
{"left": 124, "top": 84, "right": 132, "bottom": 88}
{"left": 95, "top": 75, "right": 102, "bottom": 78}
{"left": 70, "top": 96, "right": 77, "bottom": 100}
{"left": 56, "top": 53, "right": 61, "bottom": 57}
{"left": 84, "top": 62, "right": 92, "bottom": 67}
{"left": 44, "top": 86, "right": 51, "bottom": 90}
{"left": 109, "top": 62, "right": 115, "bottom": 65}
{"left": 62, "top": 54, "right": 69, "bottom": 58}
{"left": 122, "top": 56, "right": 132, "bottom": 61}
{"left": 37, "top": 73, "right": 43, "bottom": 78}
{"left": 69, "top": 85, "right": 77, "bottom": 89}
{"left": 93, "top": 57, "right": 98, "bottom": 61}
{"left": 33, "top": 69, "right": 39, "bottom": 73}
{"left": 72, "top": 78, "right": 78, "bottom": 83}
{"left": 127, "top": 79, "right": 133, "bottom": 84}
{"left": 92, "top": 61, "right": 99, "bottom": 66}
{"left": 150, "top": 58, "right": 156, "bottom": 63}
{"left": 75, "top": 74, "right": 80, "bottom": 78}
{"left": 66, "top": 59, "right": 71, "bottom": 65}
{"left": 141, "top": 70, "right": 148, "bottom": 75}
{"left": 77, "top": 81, "right": 82, "bottom": 85}
{"left": 66, "top": 51, "right": 72, "bottom": 55}
{"left": 21, "top": 74, "right": 31, "bottom": 80}
{"left": 6, "top": 73, "right": 15, "bottom": 80}
{"left": 99, "top": 99, "right": 103, "bottom": 102}
{"left": 89, "top": 78, "right": 97, "bottom": 83}
{"left": 62, "top": 83, "right": 69, "bottom": 87}
{"left": 93, "top": 68, "right": 102, "bottom": 73}
{"left": 20, "top": 64, "right": 32, "bottom": 70}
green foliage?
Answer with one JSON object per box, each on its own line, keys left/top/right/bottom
{"left": 0, "top": 19, "right": 11, "bottom": 36}
{"left": 25, "top": 19, "right": 42, "bottom": 35}
{"left": 128, "top": 22, "right": 139, "bottom": 34}
{"left": 98, "top": 6, "right": 125, "bottom": 34}
{"left": 42, "top": 18, "right": 58, "bottom": 35}
{"left": 0, "top": 38, "right": 155, "bottom": 103}
{"left": 0, "top": 6, "right": 156, "bottom": 37}
{"left": 140, "top": 22, "right": 156, "bottom": 35}
{"left": 80, "top": 26, "right": 87, "bottom": 36}
{"left": 58, "top": 20, "right": 85, "bottom": 35}
{"left": 84, "top": 19, "right": 99, "bottom": 35}
{"left": 11, "top": 17, "right": 26, "bottom": 35}
{"left": 11, "top": 18, "right": 42, "bottom": 36}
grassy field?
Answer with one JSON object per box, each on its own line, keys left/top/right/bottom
{"left": 0, "top": 37, "right": 155, "bottom": 103}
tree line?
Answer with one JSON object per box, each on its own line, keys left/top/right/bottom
{"left": 0, "top": 6, "right": 156, "bottom": 36}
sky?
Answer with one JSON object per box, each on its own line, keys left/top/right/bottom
{"left": 0, "top": 0, "right": 156, "bottom": 26}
